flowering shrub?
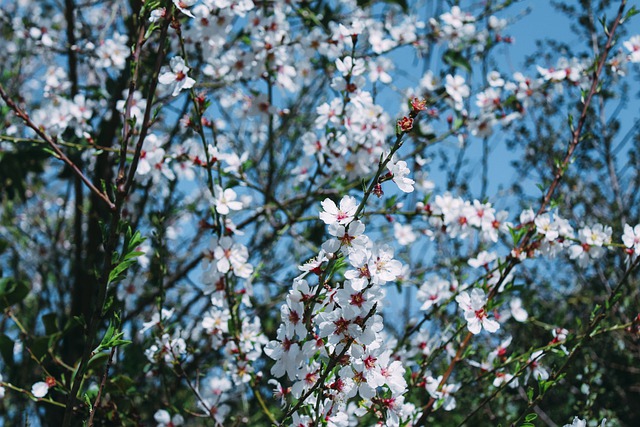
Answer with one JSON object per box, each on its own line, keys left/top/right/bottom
{"left": 1, "top": 0, "right": 639, "bottom": 426}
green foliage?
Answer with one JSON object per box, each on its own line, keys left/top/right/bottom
{"left": 94, "top": 313, "right": 130, "bottom": 352}
{"left": 0, "top": 277, "right": 29, "bottom": 310}
{"left": 108, "top": 226, "right": 146, "bottom": 285}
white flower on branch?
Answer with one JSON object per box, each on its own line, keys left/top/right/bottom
{"left": 159, "top": 56, "right": 196, "bottom": 96}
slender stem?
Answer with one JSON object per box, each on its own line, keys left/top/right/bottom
{"left": 87, "top": 347, "right": 116, "bottom": 427}
{"left": 62, "top": 8, "right": 173, "bottom": 426}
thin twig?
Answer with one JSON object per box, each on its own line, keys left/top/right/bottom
{"left": 87, "top": 347, "right": 116, "bottom": 427}
{"left": 0, "top": 84, "right": 116, "bottom": 211}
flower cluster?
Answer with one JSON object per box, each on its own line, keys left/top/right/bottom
{"left": 265, "top": 195, "right": 413, "bottom": 424}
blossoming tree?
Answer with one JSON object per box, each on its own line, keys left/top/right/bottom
{"left": 0, "top": 0, "right": 639, "bottom": 426}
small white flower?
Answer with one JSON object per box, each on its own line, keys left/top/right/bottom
{"left": 31, "top": 381, "right": 50, "bottom": 398}
{"left": 335, "top": 56, "right": 366, "bottom": 77}
{"left": 622, "top": 223, "right": 640, "bottom": 256}
{"left": 319, "top": 196, "right": 357, "bottom": 225}
{"left": 173, "top": 0, "right": 196, "bottom": 18}
{"left": 393, "top": 222, "right": 416, "bottom": 246}
{"left": 563, "top": 417, "right": 587, "bottom": 427}
{"left": 387, "top": 159, "right": 415, "bottom": 193}
{"left": 213, "top": 186, "right": 243, "bottom": 215}
{"left": 623, "top": 35, "right": 640, "bottom": 63}
{"left": 154, "top": 409, "right": 185, "bottom": 426}
{"left": 456, "top": 288, "right": 500, "bottom": 334}
{"left": 509, "top": 298, "right": 528, "bottom": 322}
{"left": 444, "top": 74, "right": 470, "bottom": 110}
{"left": 159, "top": 56, "right": 195, "bottom": 96}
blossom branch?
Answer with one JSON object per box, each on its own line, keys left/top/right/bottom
{"left": 86, "top": 346, "right": 116, "bottom": 427}
{"left": 416, "top": 1, "right": 629, "bottom": 423}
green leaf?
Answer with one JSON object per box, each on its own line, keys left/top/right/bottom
{"left": 0, "top": 278, "right": 30, "bottom": 310}
{"left": 509, "top": 225, "right": 527, "bottom": 246}
{"left": 88, "top": 351, "right": 110, "bottom": 371}
{"left": 30, "top": 336, "right": 50, "bottom": 360}
{"left": 42, "top": 313, "right": 59, "bottom": 336}
{"left": 95, "top": 313, "right": 131, "bottom": 352}
{"left": 443, "top": 50, "right": 472, "bottom": 73}
{"left": 624, "top": 6, "right": 639, "bottom": 22}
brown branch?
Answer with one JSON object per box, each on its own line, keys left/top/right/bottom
{"left": 122, "top": 15, "right": 172, "bottom": 196}
{"left": 62, "top": 8, "right": 173, "bottom": 426}
{"left": 0, "top": 84, "right": 116, "bottom": 211}
{"left": 87, "top": 346, "right": 116, "bottom": 427}
{"left": 117, "top": 20, "right": 148, "bottom": 185}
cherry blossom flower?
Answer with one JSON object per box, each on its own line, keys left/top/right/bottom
{"left": 425, "top": 375, "right": 459, "bottom": 411}
{"left": 569, "top": 224, "right": 612, "bottom": 267}
{"left": 622, "top": 223, "right": 640, "bottom": 256}
{"left": 440, "top": 6, "right": 474, "bottom": 28}
{"left": 623, "top": 35, "right": 640, "bottom": 63}
{"left": 509, "top": 298, "right": 528, "bottom": 322}
{"left": 335, "top": 56, "right": 366, "bottom": 77}
{"left": 173, "top": 0, "right": 196, "bottom": 18}
{"left": 202, "top": 305, "right": 230, "bottom": 346}
{"left": 369, "top": 57, "right": 393, "bottom": 83}
{"left": 387, "top": 159, "right": 415, "bottom": 193}
{"left": 264, "top": 326, "right": 302, "bottom": 380}
{"left": 31, "top": 378, "right": 55, "bottom": 398}
{"left": 268, "top": 379, "right": 289, "bottom": 407}
{"left": 298, "top": 251, "right": 329, "bottom": 275}
{"left": 492, "top": 371, "right": 519, "bottom": 389}
{"left": 149, "top": 8, "right": 166, "bottom": 22}
{"left": 159, "top": 56, "right": 196, "bottom": 96}
{"left": 487, "top": 71, "right": 505, "bottom": 87}
{"left": 95, "top": 33, "right": 129, "bottom": 70}
{"left": 393, "top": 222, "right": 416, "bottom": 246}
{"left": 468, "top": 250, "right": 497, "bottom": 269}
{"left": 563, "top": 417, "right": 607, "bottom": 427}
{"left": 445, "top": 74, "right": 470, "bottom": 110}
{"left": 322, "top": 220, "right": 369, "bottom": 255}
{"left": 335, "top": 280, "right": 379, "bottom": 320}
{"left": 145, "top": 333, "right": 187, "bottom": 364}
{"left": 213, "top": 186, "right": 243, "bottom": 215}
{"left": 291, "top": 362, "right": 321, "bottom": 398}
{"left": 527, "top": 350, "right": 549, "bottom": 382}
{"left": 213, "top": 236, "right": 253, "bottom": 278}
{"left": 154, "top": 409, "right": 184, "bottom": 427}
{"left": 137, "top": 134, "right": 175, "bottom": 183}
{"left": 116, "top": 89, "right": 147, "bottom": 124}
{"left": 140, "top": 308, "right": 175, "bottom": 334}
{"left": 456, "top": 288, "right": 500, "bottom": 334}
{"left": 417, "top": 276, "right": 452, "bottom": 311}
{"left": 319, "top": 196, "right": 358, "bottom": 225}
{"left": 535, "top": 213, "right": 559, "bottom": 241}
